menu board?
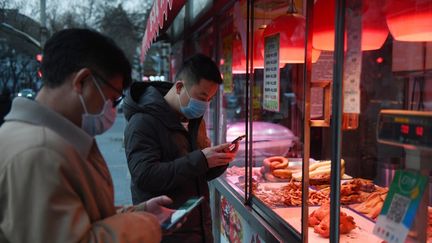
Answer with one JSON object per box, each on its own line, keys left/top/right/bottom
{"left": 263, "top": 34, "right": 280, "bottom": 112}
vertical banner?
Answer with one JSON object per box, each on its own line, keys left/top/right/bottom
{"left": 263, "top": 34, "right": 280, "bottom": 112}
{"left": 343, "top": 0, "right": 362, "bottom": 114}
{"left": 221, "top": 34, "right": 233, "bottom": 93}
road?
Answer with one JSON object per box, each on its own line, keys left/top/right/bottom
{"left": 95, "top": 113, "right": 132, "bottom": 206}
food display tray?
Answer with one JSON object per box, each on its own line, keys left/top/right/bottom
{"left": 273, "top": 206, "right": 382, "bottom": 243}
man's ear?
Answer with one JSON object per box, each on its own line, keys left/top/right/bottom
{"left": 174, "top": 80, "right": 184, "bottom": 95}
{"left": 71, "top": 68, "right": 92, "bottom": 94}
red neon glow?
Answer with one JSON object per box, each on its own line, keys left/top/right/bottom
{"left": 376, "top": 57, "right": 384, "bottom": 64}
{"left": 386, "top": 0, "right": 432, "bottom": 42}
{"left": 401, "top": 124, "right": 410, "bottom": 134}
{"left": 416, "top": 126, "right": 424, "bottom": 137}
{"left": 264, "top": 14, "right": 320, "bottom": 63}
{"left": 313, "top": 0, "right": 388, "bottom": 51}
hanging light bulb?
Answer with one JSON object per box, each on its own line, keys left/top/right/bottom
{"left": 386, "top": 0, "right": 432, "bottom": 42}
{"left": 313, "top": 0, "right": 389, "bottom": 51}
{"left": 263, "top": 0, "right": 321, "bottom": 63}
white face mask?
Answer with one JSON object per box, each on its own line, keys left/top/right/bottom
{"left": 79, "top": 78, "right": 116, "bottom": 136}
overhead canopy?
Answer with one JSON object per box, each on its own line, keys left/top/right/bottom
{"left": 141, "top": 0, "right": 185, "bottom": 61}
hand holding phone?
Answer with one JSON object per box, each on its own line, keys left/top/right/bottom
{"left": 161, "top": 196, "right": 204, "bottom": 232}
{"left": 227, "top": 134, "right": 246, "bottom": 152}
{"left": 136, "top": 195, "right": 174, "bottom": 223}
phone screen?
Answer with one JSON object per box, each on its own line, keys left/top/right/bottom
{"left": 161, "top": 196, "right": 204, "bottom": 231}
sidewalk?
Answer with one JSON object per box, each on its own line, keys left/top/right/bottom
{"left": 95, "top": 114, "right": 132, "bottom": 206}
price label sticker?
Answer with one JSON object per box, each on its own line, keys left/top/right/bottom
{"left": 373, "top": 170, "right": 427, "bottom": 243}
{"left": 343, "top": 0, "right": 362, "bottom": 114}
{"left": 263, "top": 34, "right": 280, "bottom": 112}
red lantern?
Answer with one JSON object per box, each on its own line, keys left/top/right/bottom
{"left": 253, "top": 28, "right": 265, "bottom": 68}
{"left": 264, "top": 13, "right": 321, "bottom": 63}
{"left": 232, "top": 34, "right": 247, "bottom": 74}
{"left": 386, "top": 0, "right": 432, "bottom": 42}
{"left": 232, "top": 27, "right": 287, "bottom": 73}
{"left": 313, "top": 0, "right": 389, "bottom": 51}
{"left": 231, "top": 29, "right": 266, "bottom": 72}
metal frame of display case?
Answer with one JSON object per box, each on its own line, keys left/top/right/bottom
{"left": 228, "top": 0, "right": 348, "bottom": 242}
{"left": 140, "top": 0, "right": 432, "bottom": 241}
{"left": 156, "top": 0, "right": 351, "bottom": 242}
{"left": 328, "top": 0, "right": 345, "bottom": 241}
{"left": 210, "top": 179, "right": 294, "bottom": 242}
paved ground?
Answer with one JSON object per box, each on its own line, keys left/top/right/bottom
{"left": 95, "top": 113, "right": 132, "bottom": 206}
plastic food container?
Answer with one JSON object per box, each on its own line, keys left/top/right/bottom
{"left": 226, "top": 121, "right": 298, "bottom": 157}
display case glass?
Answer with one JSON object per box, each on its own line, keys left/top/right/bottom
{"left": 216, "top": 4, "right": 248, "bottom": 199}
{"left": 218, "top": 0, "right": 432, "bottom": 242}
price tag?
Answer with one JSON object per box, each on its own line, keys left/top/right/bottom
{"left": 373, "top": 170, "right": 427, "bottom": 243}
{"left": 343, "top": 0, "right": 362, "bottom": 114}
{"left": 263, "top": 34, "right": 280, "bottom": 112}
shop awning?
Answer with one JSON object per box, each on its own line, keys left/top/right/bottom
{"left": 141, "top": 0, "right": 185, "bottom": 61}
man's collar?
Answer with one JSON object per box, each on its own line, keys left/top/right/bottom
{"left": 5, "top": 97, "right": 93, "bottom": 159}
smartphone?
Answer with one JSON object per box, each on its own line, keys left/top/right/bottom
{"left": 228, "top": 134, "right": 246, "bottom": 152}
{"left": 161, "top": 196, "right": 204, "bottom": 231}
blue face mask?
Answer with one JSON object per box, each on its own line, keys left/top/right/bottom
{"left": 178, "top": 87, "right": 209, "bottom": 119}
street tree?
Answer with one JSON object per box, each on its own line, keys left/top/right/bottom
{"left": 0, "top": 9, "right": 41, "bottom": 94}
{"left": 0, "top": 41, "right": 39, "bottom": 94}
{"left": 97, "top": 4, "right": 146, "bottom": 80}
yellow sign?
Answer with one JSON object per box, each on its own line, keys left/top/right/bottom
{"left": 221, "top": 35, "right": 233, "bottom": 94}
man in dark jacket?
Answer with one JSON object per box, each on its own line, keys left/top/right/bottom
{"left": 123, "top": 54, "right": 238, "bottom": 243}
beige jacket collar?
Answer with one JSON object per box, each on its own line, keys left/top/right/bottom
{"left": 5, "top": 97, "right": 93, "bottom": 159}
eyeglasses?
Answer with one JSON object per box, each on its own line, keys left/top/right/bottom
{"left": 91, "top": 71, "right": 125, "bottom": 108}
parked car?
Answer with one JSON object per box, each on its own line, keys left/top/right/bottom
{"left": 17, "top": 89, "right": 36, "bottom": 100}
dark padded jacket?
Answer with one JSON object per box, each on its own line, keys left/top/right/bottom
{"left": 123, "top": 81, "right": 227, "bottom": 243}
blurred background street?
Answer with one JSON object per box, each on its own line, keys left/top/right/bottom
{"left": 95, "top": 113, "right": 132, "bottom": 206}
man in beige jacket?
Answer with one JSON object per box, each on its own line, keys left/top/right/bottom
{"left": 0, "top": 29, "right": 173, "bottom": 243}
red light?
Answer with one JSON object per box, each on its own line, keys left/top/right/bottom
{"left": 313, "top": 0, "right": 388, "bottom": 51}
{"left": 37, "top": 70, "right": 42, "bottom": 78}
{"left": 386, "top": 0, "right": 432, "bottom": 42}
{"left": 401, "top": 124, "right": 410, "bottom": 134}
{"left": 416, "top": 126, "right": 424, "bottom": 137}
{"left": 36, "top": 54, "right": 43, "bottom": 62}
{"left": 264, "top": 14, "right": 320, "bottom": 63}
{"left": 376, "top": 57, "right": 384, "bottom": 64}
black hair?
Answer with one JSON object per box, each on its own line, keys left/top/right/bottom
{"left": 175, "top": 53, "right": 223, "bottom": 87}
{"left": 41, "top": 28, "right": 131, "bottom": 89}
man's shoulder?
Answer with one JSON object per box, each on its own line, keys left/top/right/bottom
{"left": 0, "top": 121, "right": 72, "bottom": 162}
{"left": 126, "top": 112, "right": 161, "bottom": 130}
